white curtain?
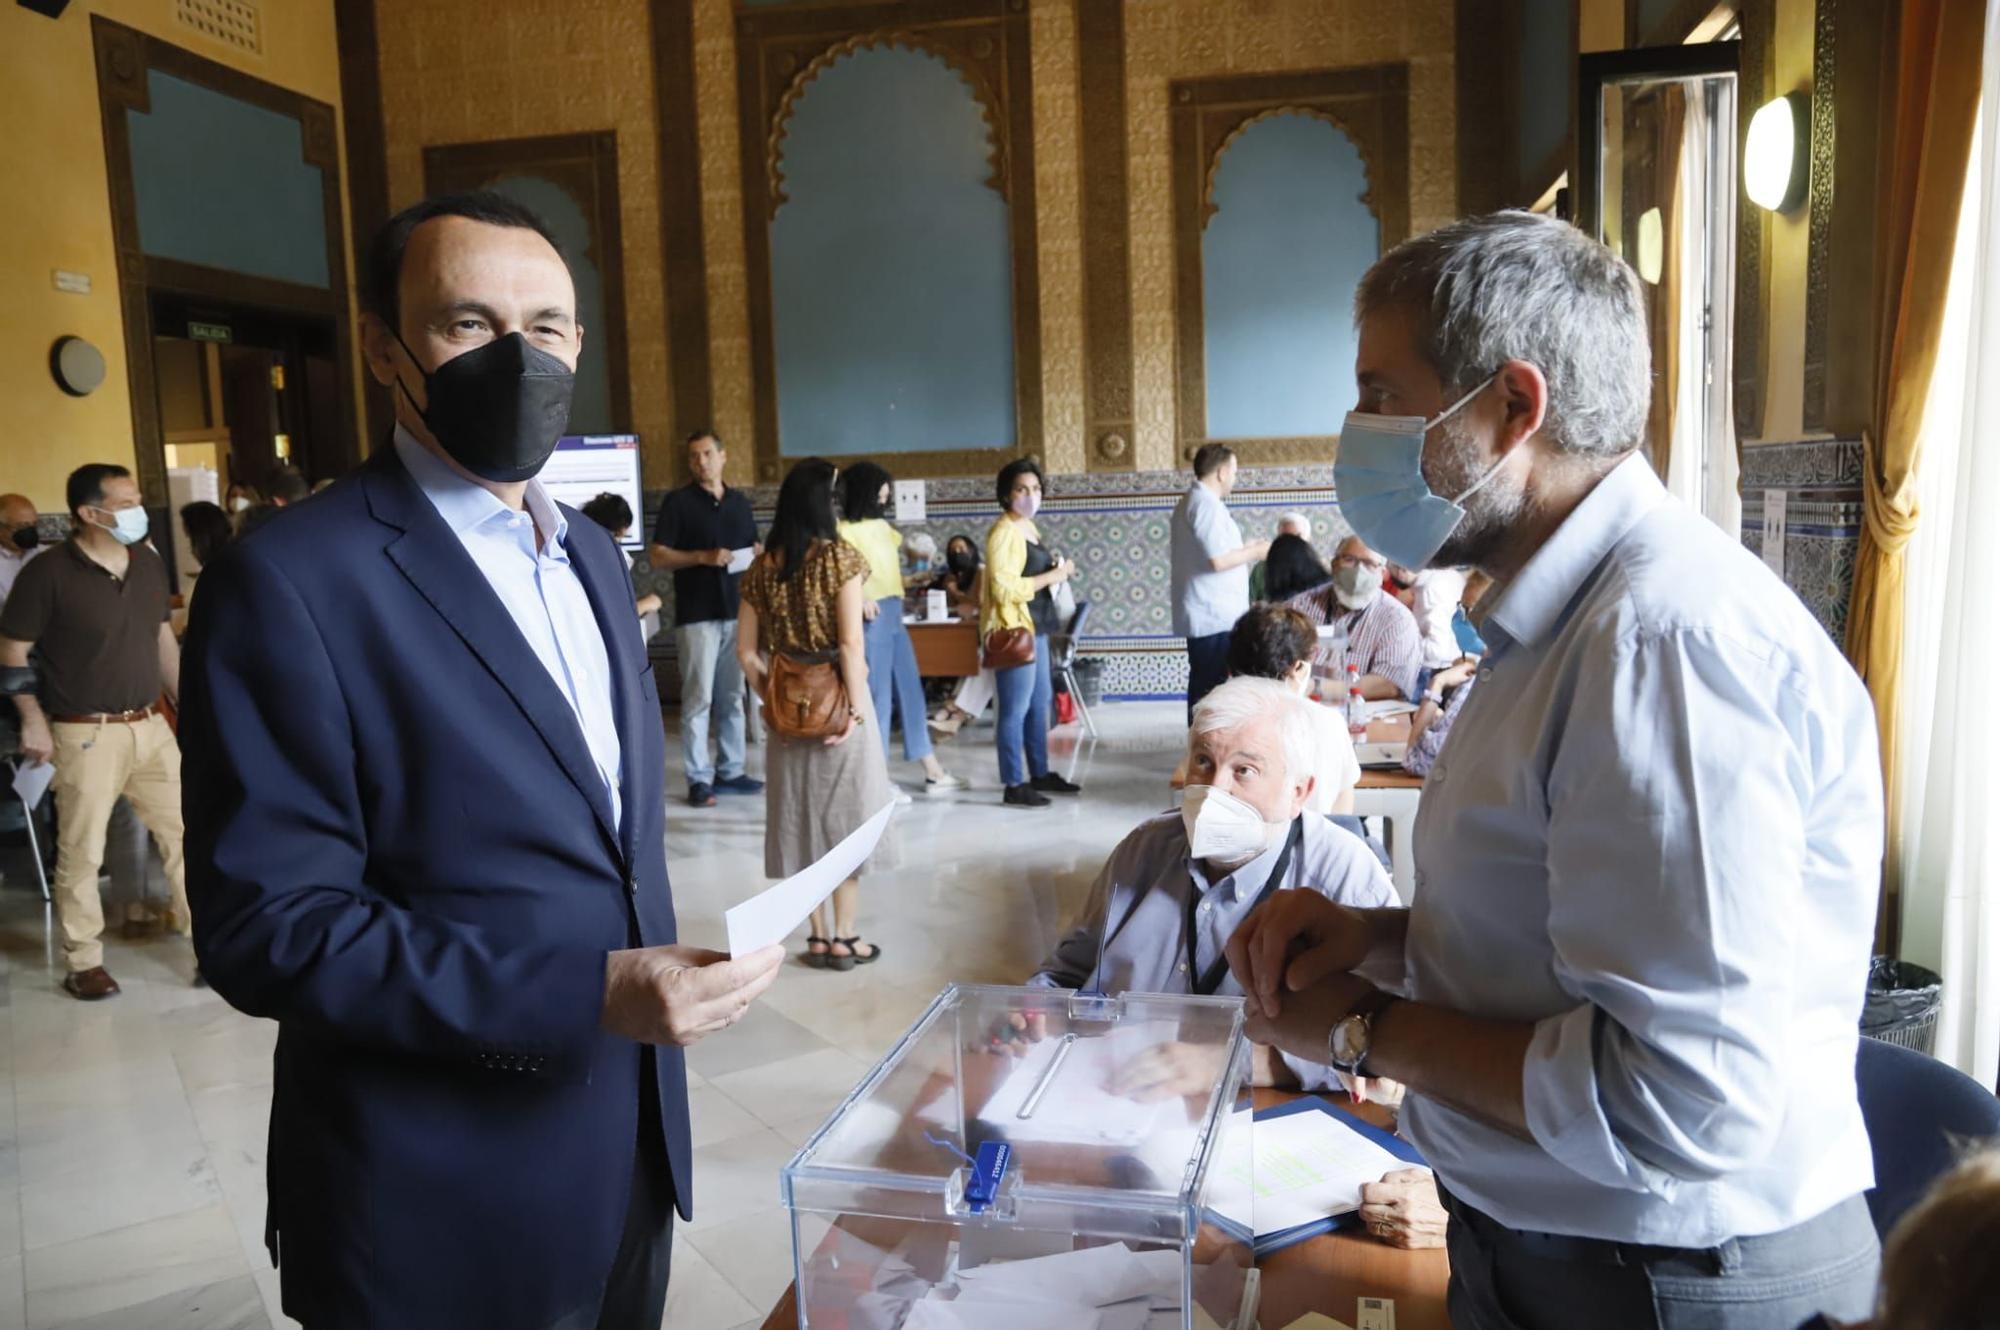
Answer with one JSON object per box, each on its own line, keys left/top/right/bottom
{"left": 1896, "top": 20, "right": 1999, "bottom": 1087}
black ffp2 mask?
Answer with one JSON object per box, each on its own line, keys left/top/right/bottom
{"left": 395, "top": 331, "right": 575, "bottom": 483}
{"left": 10, "top": 526, "right": 38, "bottom": 552}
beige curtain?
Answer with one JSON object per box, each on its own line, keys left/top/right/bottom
{"left": 1845, "top": 0, "right": 1986, "bottom": 942}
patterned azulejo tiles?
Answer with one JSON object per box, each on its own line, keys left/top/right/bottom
{"left": 638, "top": 462, "right": 1350, "bottom": 699}
{"left": 1738, "top": 439, "right": 1863, "bottom": 644}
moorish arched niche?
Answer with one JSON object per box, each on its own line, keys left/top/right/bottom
{"left": 1202, "top": 109, "right": 1381, "bottom": 441}
{"left": 767, "top": 41, "right": 1016, "bottom": 457}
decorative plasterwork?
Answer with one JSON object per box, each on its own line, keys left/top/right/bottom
{"left": 1200, "top": 104, "right": 1383, "bottom": 228}
{"left": 767, "top": 30, "right": 1009, "bottom": 219}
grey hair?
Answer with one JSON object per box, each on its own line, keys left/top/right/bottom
{"left": 1278, "top": 512, "right": 1312, "bottom": 538}
{"left": 1189, "top": 676, "right": 1320, "bottom": 792}
{"left": 1355, "top": 211, "right": 1651, "bottom": 459}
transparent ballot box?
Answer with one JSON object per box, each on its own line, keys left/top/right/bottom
{"left": 781, "top": 984, "right": 1257, "bottom": 1330}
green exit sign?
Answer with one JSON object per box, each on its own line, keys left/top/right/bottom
{"left": 188, "top": 321, "right": 232, "bottom": 343}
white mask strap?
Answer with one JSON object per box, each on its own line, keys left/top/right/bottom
{"left": 1427, "top": 371, "right": 1500, "bottom": 431}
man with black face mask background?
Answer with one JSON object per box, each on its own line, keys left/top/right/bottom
{"left": 179, "top": 192, "right": 784, "bottom": 1330}
{"left": 0, "top": 493, "right": 41, "bottom": 607}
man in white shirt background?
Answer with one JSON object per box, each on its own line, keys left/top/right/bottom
{"left": 1169, "top": 443, "right": 1268, "bottom": 718}
{"left": 1229, "top": 211, "right": 1883, "bottom": 1329}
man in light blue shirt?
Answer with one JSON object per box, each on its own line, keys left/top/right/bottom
{"left": 1170, "top": 444, "right": 1269, "bottom": 718}
{"left": 1229, "top": 213, "right": 1882, "bottom": 1329}
{"left": 392, "top": 427, "right": 625, "bottom": 827}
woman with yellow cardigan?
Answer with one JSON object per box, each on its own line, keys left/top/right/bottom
{"left": 983, "top": 458, "right": 1081, "bottom": 807}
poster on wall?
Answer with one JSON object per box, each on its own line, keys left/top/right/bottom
{"left": 1760, "top": 488, "right": 1786, "bottom": 580}
{"left": 894, "top": 480, "right": 927, "bottom": 524}
{"left": 543, "top": 435, "right": 644, "bottom": 551}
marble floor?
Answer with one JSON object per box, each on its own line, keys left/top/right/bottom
{"left": 0, "top": 700, "right": 1193, "bottom": 1329}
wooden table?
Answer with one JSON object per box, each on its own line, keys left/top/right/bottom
{"left": 907, "top": 619, "right": 980, "bottom": 677}
{"left": 1251, "top": 1088, "right": 1451, "bottom": 1330}
{"left": 758, "top": 1084, "right": 1450, "bottom": 1330}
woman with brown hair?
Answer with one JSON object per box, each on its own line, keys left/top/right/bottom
{"left": 737, "top": 458, "right": 894, "bottom": 969}
{"left": 983, "top": 458, "right": 1079, "bottom": 807}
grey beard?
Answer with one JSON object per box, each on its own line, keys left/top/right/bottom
{"left": 1428, "top": 416, "right": 1530, "bottom": 570}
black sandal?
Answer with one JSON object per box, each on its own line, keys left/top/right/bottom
{"left": 804, "top": 935, "right": 832, "bottom": 969}
{"left": 828, "top": 937, "right": 881, "bottom": 971}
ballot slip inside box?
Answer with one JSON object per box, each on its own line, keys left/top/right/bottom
{"left": 780, "top": 984, "right": 1261, "bottom": 1330}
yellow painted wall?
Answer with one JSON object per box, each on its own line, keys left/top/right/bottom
{"left": 1760, "top": 0, "right": 1816, "bottom": 444}
{"left": 0, "top": 0, "right": 349, "bottom": 513}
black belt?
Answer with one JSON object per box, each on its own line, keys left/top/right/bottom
{"left": 1438, "top": 1182, "right": 1733, "bottom": 1271}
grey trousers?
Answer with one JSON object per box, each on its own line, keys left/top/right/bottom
{"left": 1442, "top": 1188, "right": 1880, "bottom": 1330}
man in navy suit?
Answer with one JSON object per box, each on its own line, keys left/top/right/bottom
{"left": 180, "top": 192, "right": 784, "bottom": 1330}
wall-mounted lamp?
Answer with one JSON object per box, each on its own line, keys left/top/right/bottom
{"left": 1635, "top": 207, "right": 1665, "bottom": 285}
{"left": 1744, "top": 92, "right": 1809, "bottom": 213}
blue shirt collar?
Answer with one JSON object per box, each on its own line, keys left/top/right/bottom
{"left": 1184, "top": 827, "right": 1289, "bottom": 904}
{"left": 393, "top": 425, "right": 569, "bottom": 555}
{"left": 1484, "top": 452, "right": 1665, "bottom": 649}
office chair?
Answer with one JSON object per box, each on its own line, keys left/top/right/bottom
{"left": 1856, "top": 1034, "right": 2000, "bottom": 1236}
{"left": 1051, "top": 599, "right": 1098, "bottom": 739}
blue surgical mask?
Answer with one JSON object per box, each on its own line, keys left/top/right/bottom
{"left": 1334, "top": 373, "right": 1505, "bottom": 570}
{"left": 95, "top": 507, "right": 150, "bottom": 546}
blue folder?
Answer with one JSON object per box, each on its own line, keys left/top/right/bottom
{"left": 1251, "top": 1095, "right": 1428, "bottom": 1257}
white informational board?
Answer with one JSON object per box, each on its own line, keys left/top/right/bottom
{"left": 542, "top": 435, "right": 645, "bottom": 550}
{"left": 1760, "top": 488, "right": 1786, "bottom": 580}
{"left": 894, "top": 479, "right": 927, "bottom": 525}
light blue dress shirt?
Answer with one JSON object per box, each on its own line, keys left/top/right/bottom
{"left": 1170, "top": 482, "right": 1250, "bottom": 638}
{"left": 1403, "top": 454, "right": 1881, "bottom": 1246}
{"left": 393, "top": 428, "right": 623, "bottom": 828}
{"left": 1030, "top": 811, "right": 1398, "bottom": 1090}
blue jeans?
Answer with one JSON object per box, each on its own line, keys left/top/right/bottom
{"left": 1185, "top": 631, "right": 1231, "bottom": 720}
{"left": 675, "top": 619, "right": 746, "bottom": 786}
{"left": 1442, "top": 1188, "right": 1879, "bottom": 1330}
{"left": 993, "top": 635, "right": 1051, "bottom": 787}
{"left": 864, "top": 598, "right": 933, "bottom": 763}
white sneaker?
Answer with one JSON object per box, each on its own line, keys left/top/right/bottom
{"left": 893, "top": 788, "right": 914, "bottom": 806}
{"left": 923, "top": 773, "right": 967, "bottom": 795}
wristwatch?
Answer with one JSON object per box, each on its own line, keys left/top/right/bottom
{"left": 1327, "top": 989, "right": 1399, "bottom": 1078}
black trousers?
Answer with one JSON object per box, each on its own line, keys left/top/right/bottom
{"left": 1185, "top": 632, "right": 1232, "bottom": 720}
{"left": 552, "top": 1050, "right": 676, "bottom": 1330}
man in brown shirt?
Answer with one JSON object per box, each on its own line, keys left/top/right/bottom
{"left": 0, "top": 463, "right": 188, "bottom": 998}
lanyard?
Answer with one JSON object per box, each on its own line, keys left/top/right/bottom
{"left": 1183, "top": 817, "right": 1303, "bottom": 997}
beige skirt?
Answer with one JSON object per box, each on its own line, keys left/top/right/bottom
{"left": 763, "top": 722, "right": 896, "bottom": 880}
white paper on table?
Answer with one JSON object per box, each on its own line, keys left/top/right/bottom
{"left": 11, "top": 760, "right": 53, "bottom": 812}
{"left": 974, "top": 1020, "right": 1181, "bottom": 1146}
{"left": 1361, "top": 698, "right": 1417, "bottom": 720}
{"left": 955, "top": 1243, "right": 1180, "bottom": 1309}
{"left": 725, "top": 546, "right": 756, "bottom": 575}
{"left": 1204, "top": 1109, "right": 1409, "bottom": 1237}
{"left": 725, "top": 799, "right": 895, "bottom": 956}
{"left": 905, "top": 1302, "right": 1100, "bottom": 1330}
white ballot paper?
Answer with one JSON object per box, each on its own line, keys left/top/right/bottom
{"left": 725, "top": 799, "right": 895, "bottom": 955}
{"left": 11, "top": 760, "right": 53, "bottom": 812}
{"left": 725, "top": 546, "right": 756, "bottom": 575}
{"left": 1206, "top": 1108, "right": 1408, "bottom": 1237}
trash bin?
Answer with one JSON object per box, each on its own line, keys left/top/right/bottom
{"left": 1861, "top": 957, "right": 1943, "bottom": 1055}
{"left": 1072, "top": 656, "right": 1106, "bottom": 707}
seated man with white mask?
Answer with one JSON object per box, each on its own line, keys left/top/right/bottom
{"left": 1284, "top": 536, "right": 1423, "bottom": 701}
{"left": 1021, "top": 676, "right": 1446, "bottom": 1249}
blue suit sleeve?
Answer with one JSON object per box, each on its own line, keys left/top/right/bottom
{"left": 180, "top": 543, "right": 609, "bottom": 1082}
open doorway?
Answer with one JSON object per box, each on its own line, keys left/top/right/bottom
{"left": 148, "top": 294, "right": 347, "bottom": 592}
{"left": 1578, "top": 40, "right": 1744, "bottom": 536}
